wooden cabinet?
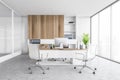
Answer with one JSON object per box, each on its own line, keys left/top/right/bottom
{"left": 28, "top": 15, "right": 64, "bottom": 39}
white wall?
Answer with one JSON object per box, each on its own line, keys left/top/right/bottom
{"left": 14, "top": 16, "right": 28, "bottom": 54}
{"left": 76, "top": 17, "right": 90, "bottom": 42}
{"left": 14, "top": 17, "right": 22, "bottom": 52}
{"left": 21, "top": 17, "right": 28, "bottom": 54}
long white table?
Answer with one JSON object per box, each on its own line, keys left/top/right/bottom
{"left": 39, "top": 48, "right": 87, "bottom": 65}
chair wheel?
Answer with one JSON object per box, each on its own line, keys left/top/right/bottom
{"left": 79, "top": 71, "right": 82, "bottom": 73}
{"left": 29, "top": 71, "right": 32, "bottom": 74}
{"left": 94, "top": 68, "right": 97, "bottom": 70}
{"left": 93, "top": 72, "right": 95, "bottom": 74}
{"left": 42, "top": 72, "right": 45, "bottom": 74}
{"left": 47, "top": 67, "right": 50, "bottom": 70}
{"left": 28, "top": 67, "right": 31, "bottom": 70}
{"left": 74, "top": 67, "right": 76, "bottom": 69}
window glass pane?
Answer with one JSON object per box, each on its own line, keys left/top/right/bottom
{"left": 111, "top": 1, "right": 120, "bottom": 62}
{"left": 91, "top": 15, "right": 99, "bottom": 44}
{"left": 0, "top": 2, "right": 12, "bottom": 56}
{"left": 14, "top": 13, "right": 22, "bottom": 52}
{"left": 99, "top": 7, "right": 111, "bottom": 58}
{"left": 91, "top": 14, "right": 99, "bottom": 55}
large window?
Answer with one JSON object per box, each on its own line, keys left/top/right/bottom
{"left": 0, "top": 1, "right": 22, "bottom": 58}
{"left": 91, "top": 1, "right": 120, "bottom": 62}
{"left": 99, "top": 7, "right": 111, "bottom": 59}
{"left": 91, "top": 14, "right": 99, "bottom": 54}
{"left": 0, "top": 2, "right": 12, "bottom": 55}
{"left": 111, "top": 1, "right": 120, "bottom": 62}
{"left": 91, "top": 14, "right": 99, "bottom": 45}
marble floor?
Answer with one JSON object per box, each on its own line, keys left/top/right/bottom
{"left": 0, "top": 54, "right": 120, "bottom": 80}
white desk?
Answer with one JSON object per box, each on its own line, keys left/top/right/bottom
{"left": 39, "top": 48, "right": 86, "bottom": 65}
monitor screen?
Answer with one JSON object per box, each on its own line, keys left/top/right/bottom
{"left": 55, "top": 38, "right": 69, "bottom": 48}
{"left": 30, "top": 39, "right": 40, "bottom": 44}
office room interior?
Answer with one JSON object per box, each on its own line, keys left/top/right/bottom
{"left": 0, "top": 0, "right": 120, "bottom": 80}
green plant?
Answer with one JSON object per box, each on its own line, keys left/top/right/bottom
{"left": 49, "top": 44, "right": 55, "bottom": 49}
{"left": 82, "top": 33, "right": 89, "bottom": 48}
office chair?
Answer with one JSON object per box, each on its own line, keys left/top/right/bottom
{"left": 74, "top": 45, "right": 97, "bottom": 74}
{"left": 28, "top": 44, "right": 48, "bottom": 74}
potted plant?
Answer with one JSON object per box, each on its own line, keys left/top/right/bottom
{"left": 82, "top": 33, "right": 89, "bottom": 49}
{"left": 49, "top": 44, "right": 55, "bottom": 49}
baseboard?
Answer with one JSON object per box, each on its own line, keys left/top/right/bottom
{"left": 97, "top": 55, "right": 120, "bottom": 64}
{"left": 0, "top": 51, "right": 21, "bottom": 63}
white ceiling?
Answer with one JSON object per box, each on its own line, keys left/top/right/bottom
{"left": 0, "top": 2, "right": 11, "bottom": 17}
{"left": 2, "top": 0, "right": 116, "bottom": 17}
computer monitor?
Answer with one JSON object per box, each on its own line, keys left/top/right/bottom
{"left": 30, "top": 39, "right": 40, "bottom": 44}
{"left": 55, "top": 38, "right": 69, "bottom": 48}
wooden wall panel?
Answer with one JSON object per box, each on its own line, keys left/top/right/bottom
{"left": 46, "top": 15, "right": 55, "bottom": 39}
{"left": 48, "top": 16, "right": 52, "bottom": 39}
{"left": 54, "top": 15, "right": 59, "bottom": 37}
{"left": 41, "top": 15, "right": 47, "bottom": 39}
{"left": 58, "top": 15, "right": 64, "bottom": 37}
{"left": 46, "top": 15, "right": 50, "bottom": 39}
{"left": 28, "top": 15, "right": 32, "bottom": 39}
{"left": 28, "top": 15, "right": 64, "bottom": 39}
{"left": 50, "top": 15, "right": 54, "bottom": 39}
{"left": 32, "top": 15, "right": 41, "bottom": 39}
{"left": 38, "top": 16, "right": 41, "bottom": 38}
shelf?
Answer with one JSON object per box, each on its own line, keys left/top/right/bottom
{"left": 64, "top": 31, "right": 76, "bottom": 33}
{"left": 64, "top": 16, "right": 76, "bottom": 39}
{"left": 64, "top": 23, "right": 75, "bottom": 25}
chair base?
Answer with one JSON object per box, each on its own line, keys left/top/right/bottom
{"left": 28, "top": 61, "right": 49, "bottom": 74}
{"left": 74, "top": 65, "right": 96, "bottom": 74}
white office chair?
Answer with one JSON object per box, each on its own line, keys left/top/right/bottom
{"left": 28, "top": 44, "right": 46, "bottom": 74}
{"left": 74, "top": 44, "right": 97, "bottom": 74}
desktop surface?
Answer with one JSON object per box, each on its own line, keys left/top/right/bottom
{"left": 40, "top": 48, "right": 86, "bottom": 50}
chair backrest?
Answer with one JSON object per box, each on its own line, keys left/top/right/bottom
{"left": 87, "top": 45, "right": 97, "bottom": 59}
{"left": 28, "top": 44, "right": 40, "bottom": 60}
